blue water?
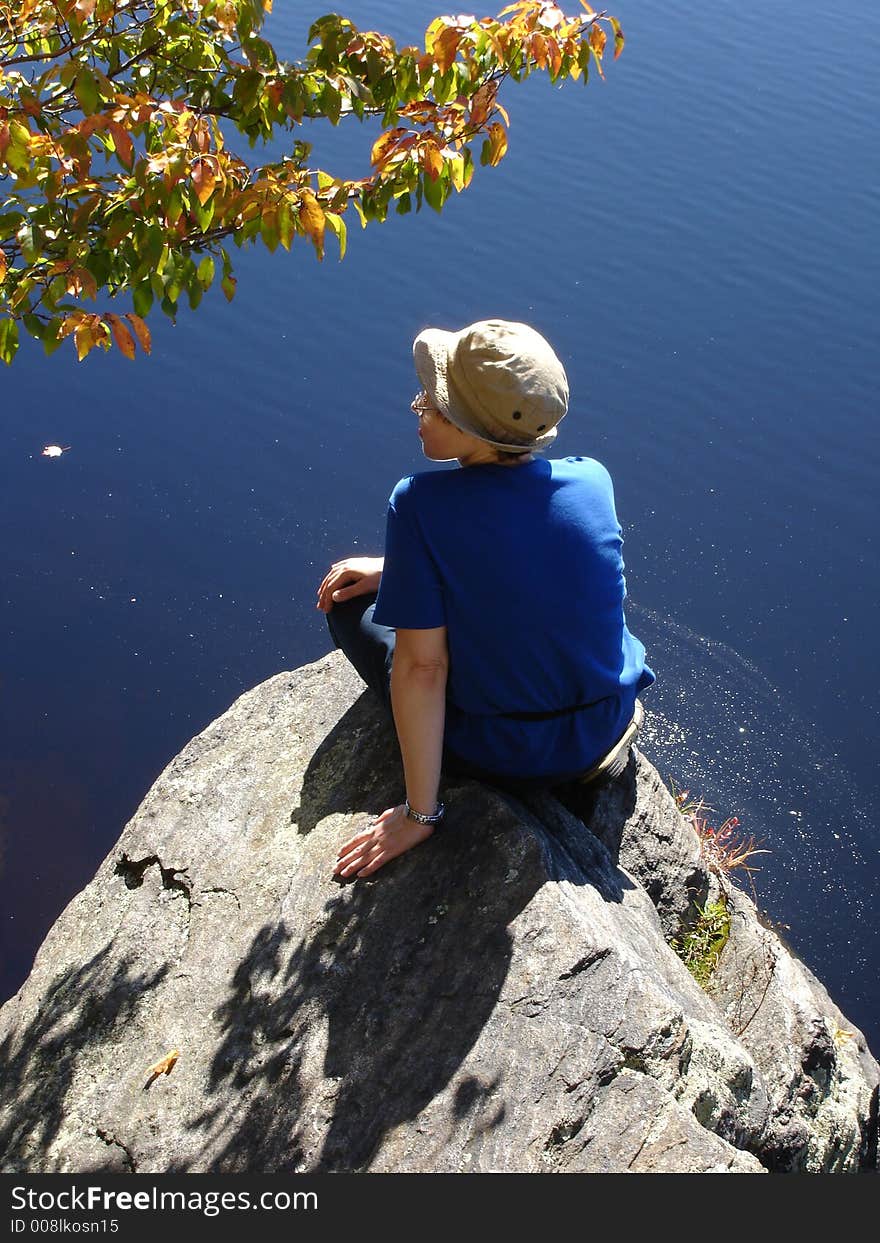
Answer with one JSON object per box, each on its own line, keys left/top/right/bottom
{"left": 2, "top": 3, "right": 879, "bottom": 1049}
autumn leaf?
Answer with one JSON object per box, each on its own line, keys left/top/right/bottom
{"left": 297, "top": 188, "right": 325, "bottom": 257}
{"left": 0, "top": 251, "right": 7, "bottom": 284}
{"left": 609, "top": 16, "right": 625, "bottom": 59}
{"left": 485, "top": 122, "right": 508, "bottom": 167}
{"left": 589, "top": 25, "right": 607, "bottom": 57}
{"left": 370, "top": 127, "right": 406, "bottom": 169}
{"left": 105, "top": 313, "right": 136, "bottom": 359}
{"left": 146, "top": 1050, "right": 179, "bottom": 1078}
{"left": 124, "top": 313, "right": 151, "bottom": 355}
{"left": 469, "top": 80, "right": 498, "bottom": 127}
{"left": 74, "top": 320, "right": 96, "bottom": 361}
{"left": 530, "top": 33, "right": 548, "bottom": 70}
{"left": 421, "top": 140, "right": 444, "bottom": 182}
{"left": 108, "top": 121, "right": 134, "bottom": 170}
{"left": 191, "top": 158, "right": 217, "bottom": 207}
{"left": 431, "top": 26, "right": 462, "bottom": 75}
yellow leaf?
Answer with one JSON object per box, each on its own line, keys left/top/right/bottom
{"left": 487, "top": 122, "right": 508, "bottom": 167}
{"left": 0, "top": 252, "right": 6, "bottom": 284}
{"left": 124, "top": 313, "right": 151, "bottom": 355}
{"left": 146, "top": 1049, "right": 179, "bottom": 1078}
{"left": 589, "top": 25, "right": 607, "bottom": 57}
{"left": 324, "top": 210, "right": 347, "bottom": 260}
{"left": 448, "top": 153, "right": 465, "bottom": 192}
{"left": 74, "top": 321, "right": 95, "bottom": 362}
{"left": 298, "top": 189, "right": 325, "bottom": 256}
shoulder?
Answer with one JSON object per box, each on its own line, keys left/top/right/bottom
{"left": 388, "top": 468, "right": 458, "bottom": 510}
{"left": 551, "top": 455, "right": 614, "bottom": 489}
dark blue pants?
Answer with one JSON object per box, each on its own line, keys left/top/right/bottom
{"left": 325, "top": 594, "right": 558, "bottom": 794}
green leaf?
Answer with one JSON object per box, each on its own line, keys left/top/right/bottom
{"left": 320, "top": 83, "right": 341, "bottom": 125}
{"left": 352, "top": 199, "right": 368, "bottom": 229}
{"left": 74, "top": 67, "right": 99, "bottom": 116}
{"left": 197, "top": 255, "right": 215, "bottom": 287}
{"left": 324, "top": 211, "right": 347, "bottom": 259}
{"left": 422, "top": 169, "right": 448, "bottom": 213}
{"left": 133, "top": 282, "right": 154, "bottom": 318}
{"left": 0, "top": 318, "right": 19, "bottom": 364}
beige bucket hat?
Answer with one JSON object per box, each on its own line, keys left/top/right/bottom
{"left": 412, "top": 319, "right": 569, "bottom": 452}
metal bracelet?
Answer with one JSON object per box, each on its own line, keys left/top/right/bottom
{"left": 404, "top": 799, "right": 445, "bottom": 825}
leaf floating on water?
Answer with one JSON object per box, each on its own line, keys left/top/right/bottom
{"left": 41, "top": 444, "right": 71, "bottom": 457}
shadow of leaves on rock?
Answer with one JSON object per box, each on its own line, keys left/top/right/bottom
{"left": 180, "top": 781, "right": 573, "bottom": 1172}
{"left": 291, "top": 691, "right": 401, "bottom": 836}
{"left": 0, "top": 946, "right": 168, "bottom": 1170}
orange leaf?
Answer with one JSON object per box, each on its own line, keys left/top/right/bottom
{"left": 469, "top": 80, "right": 498, "bottom": 127}
{"left": 108, "top": 121, "right": 134, "bottom": 170}
{"left": 530, "top": 32, "right": 548, "bottom": 69}
{"left": 191, "top": 157, "right": 216, "bottom": 206}
{"left": 431, "top": 26, "right": 461, "bottom": 75}
{"left": 370, "top": 127, "right": 406, "bottom": 169}
{"left": 588, "top": 24, "right": 607, "bottom": 57}
{"left": 146, "top": 1049, "right": 179, "bottom": 1078}
{"left": 105, "top": 313, "right": 136, "bottom": 359}
{"left": 422, "top": 140, "right": 444, "bottom": 182}
{"left": 124, "top": 313, "right": 151, "bottom": 355}
{"left": 0, "top": 252, "right": 7, "bottom": 284}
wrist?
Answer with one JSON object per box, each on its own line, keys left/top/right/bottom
{"left": 404, "top": 798, "right": 445, "bottom": 826}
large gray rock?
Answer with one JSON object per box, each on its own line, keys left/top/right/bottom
{"left": 0, "top": 652, "right": 876, "bottom": 1173}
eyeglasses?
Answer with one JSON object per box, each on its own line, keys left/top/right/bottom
{"left": 410, "top": 391, "right": 438, "bottom": 416}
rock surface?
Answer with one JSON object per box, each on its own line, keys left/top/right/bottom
{"left": 0, "top": 652, "right": 877, "bottom": 1174}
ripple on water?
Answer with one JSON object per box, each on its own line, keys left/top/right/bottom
{"left": 628, "top": 599, "right": 880, "bottom": 1049}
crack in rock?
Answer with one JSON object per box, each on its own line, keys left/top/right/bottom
{"left": 96, "top": 1127, "right": 136, "bottom": 1173}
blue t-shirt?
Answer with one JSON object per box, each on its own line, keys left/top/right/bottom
{"left": 372, "top": 456, "right": 655, "bottom": 780}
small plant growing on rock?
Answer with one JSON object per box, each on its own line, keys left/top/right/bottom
{"left": 671, "top": 898, "right": 731, "bottom": 989}
{"left": 670, "top": 781, "right": 770, "bottom": 897}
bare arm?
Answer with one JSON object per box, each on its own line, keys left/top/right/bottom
{"left": 390, "top": 627, "right": 449, "bottom": 817}
{"left": 334, "top": 626, "right": 449, "bottom": 879}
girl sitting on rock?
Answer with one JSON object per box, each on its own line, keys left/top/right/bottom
{"left": 317, "top": 319, "right": 654, "bottom": 878}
